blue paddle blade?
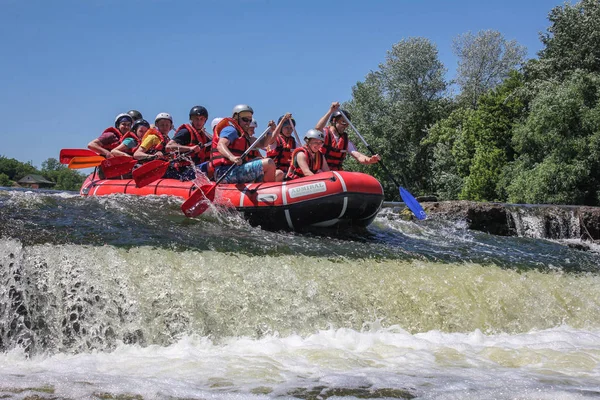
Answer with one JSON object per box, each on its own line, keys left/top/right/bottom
{"left": 399, "top": 187, "right": 427, "bottom": 220}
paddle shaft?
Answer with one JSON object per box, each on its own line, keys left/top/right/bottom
{"left": 290, "top": 124, "right": 302, "bottom": 146}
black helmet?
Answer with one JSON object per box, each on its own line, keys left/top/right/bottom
{"left": 189, "top": 105, "right": 208, "bottom": 118}
{"left": 332, "top": 110, "right": 351, "bottom": 122}
{"left": 277, "top": 115, "right": 296, "bottom": 127}
{"left": 132, "top": 119, "right": 150, "bottom": 133}
{"left": 127, "top": 110, "right": 143, "bottom": 121}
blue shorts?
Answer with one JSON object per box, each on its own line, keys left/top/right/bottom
{"left": 214, "top": 159, "right": 264, "bottom": 184}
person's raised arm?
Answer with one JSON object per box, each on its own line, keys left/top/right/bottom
{"left": 315, "top": 102, "right": 340, "bottom": 131}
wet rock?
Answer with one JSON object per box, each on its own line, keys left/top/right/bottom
{"left": 399, "top": 200, "right": 600, "bottom": 240}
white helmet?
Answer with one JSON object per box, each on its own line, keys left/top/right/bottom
{"left": 114, "top": 113, "right": 133, "bottom": 128}
{"left": 211, "top": 117, "right": 224, "bottom": 131}
{"left": 155, "top": 112, "right": 173, "bottom": 124}
{"left": 249, "top": 118, "right": 258, "bottom": 128}
{"left": 304, "top": 129, "right": 325, "bottom": 142}
{"left": 232, "top": 104, "right": 253, "bottom": 115}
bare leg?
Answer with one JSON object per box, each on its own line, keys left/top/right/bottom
{"left": 262, "top": 158, "right": 276, "bottom": 182}
{"left": 275, "top": 169, "right": 284, "bottom": 182}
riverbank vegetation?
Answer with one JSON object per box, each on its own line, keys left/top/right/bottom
{"left": 347, "top": 0, "right": 600, "bottom": 205}
{"left": 0, "top": 156, "right": 85, "bottom": 191}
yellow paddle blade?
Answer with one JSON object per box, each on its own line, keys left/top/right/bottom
{"left": 68, "top": 156, "right": 105, "bottom": 169}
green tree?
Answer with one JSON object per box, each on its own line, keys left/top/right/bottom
{"left": 425, "top": 71, "right": 527, "bottom": 201}
{"left": 452, "top": 30, "right": 527, "bottom": 106}
{"left": 40, "top": 157, "right": 85, "bottom": 191}
{"left": 527, "top": 0, "right": 600, "bottom": 80}
{"left": 0, "top": 173, "right": 10, "bottom": 187}
{"left": 507, "top": 70, "right": 600, "bottom": 204}
{"left": 42, "top": 157, "right": 64, "bottom": 171}
{"left": 0, "top": 156, "right": 38, "bottom": 181}
{"left": 347, "top": 37, "right": 450, "bottom": 199}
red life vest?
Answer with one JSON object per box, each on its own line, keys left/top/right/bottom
{"left": 99, "top": 127, "right": 125, "bottom": 151}
{"left": 175, "top": 123, "right": 211, "bottom": 163}
{"left": 286, "top": 146, "right": 324, "bottom": 180}
{"left": 319, "top": 126, "right": 348, "bottom": 171}
{"left": 210, "top": 118, "right": 251, "bottom": 168}
{"left": 140, "top": 128, "right": 169, "bottom": 155}
{"left": 267, "top": 135, "right": 296, "bottom": 173}
{"left": 119, "top": 131, "right": 141, "bottom": 155}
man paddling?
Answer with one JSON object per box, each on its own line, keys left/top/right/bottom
{"left": 167, "top": 105, "right": 211, "bottom": 164}
{"left": 210, "top": 104, "right": 278, "bottom": 183}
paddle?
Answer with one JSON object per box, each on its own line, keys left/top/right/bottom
{"left": 290, "top": 121, "right": 302, "bottom": 146}
{"left": 132, "top": 159, "right": 169, "bottom": 188}
{"left": 68, "top": 156, "right": 106, "bottom": 169}
{"left": 100, "top": 156, "right": 138, "bottom": 179}
{"left": 338, "top": 111, "right": 427, "bottom": 220}
{"left": 60, "top": 148, "right": 98, "bottom": 164}
{"left": 181, "top": 127, "right": 271, "bottom": 218}
{"left": 132, "top": 151, "right": 194, "bottom": 188}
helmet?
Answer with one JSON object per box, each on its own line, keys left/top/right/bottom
{"left": 114, "top": 113, "right": 133, "bottom": 128}
{"left": 332, "top": 109, "right": 351, "bottom": 122}
{"left": 249, "top": 118, "right": 258, "bottom": 128}
{"left": 189, "top": 105, "right": 208, "bottom": 118}
{"left": 232, "top": 104, "right": 253, "bottom": 115}
{"left": 211, "top": 117, "right": 223, "bottom": 131}
{"left": 277, "top": 115, "right": 296, "bottom": 127}
{"left": 304, "top": 129, "right": 325, "bottom": 142}
{"left": 155, "top": 112, "right": 173, "bottom": 124}
{"left": 132, "top": 119, "right": 150, "bottom": 133}
{"left": 127, "top": 110, "right": 143, "bottom": 121}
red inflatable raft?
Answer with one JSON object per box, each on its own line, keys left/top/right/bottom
{"left": 80, "top": 171, "right": 384, "bottom": 230}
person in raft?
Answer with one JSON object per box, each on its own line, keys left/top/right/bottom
{"left": 248, "top": 118, "right": 258, "bottom": 136}
{"left": 244, "top": 117, "right": 265, "bottom": 162}
{"left": 88, "top": 113, "right": 134, "bottom": 158}
{"left": 111, "top": 119, "right": 150, "bottom": 158}
{"left": 133, "top": 112, "right": 173, "bottom": 162}
{"left": 315, "top": 102, "right": 380, "bottom": 170}
{"left": 266, "top": 114, "right": 298, "bottom": 176}
{"left": 167, "top": 105, "right": 211, "bottom": 165}
{"left": 286, "top": 129, "right": 330, "bottom": 180}
{"left": 210, "top": 104, "right": 279, "bottom": 184}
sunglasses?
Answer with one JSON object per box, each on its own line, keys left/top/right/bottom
{"left": 240, "top": 117, "right": 252, "bottom": 123}
{"left": 338, "top": 120, "right": 349, "bottom": 126}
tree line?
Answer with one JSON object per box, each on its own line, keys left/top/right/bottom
{"left": 345, "top": 0, "right": 600, "bottom": 205}
{"left": 0, "top": 156, "right": 85, "bottom": 191}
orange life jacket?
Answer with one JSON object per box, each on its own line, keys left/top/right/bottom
{"left": 267, "top": 135, "right": 296, "bottom": 173}
{"left": 99, "top": 127, "right": 125, "bottom": 151}
{"left": 319, "top": 126, "right": 348, "bottom": 171}
{"left": 119, "top": 131, "right": 141, "bottom": 155}
{"left": 175, "top": 123, "right": 211, "bottom": 163}
{"left": 141, "top": 128, "right": 169, "bottom": 154}
{"left": 210, "top": 118, "right": 251, "bottom": 168}
{"left": 286, "top": 146, "right": 324, "bottom": 180}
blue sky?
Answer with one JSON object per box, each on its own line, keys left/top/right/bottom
{"left": 1, "top": 0, "right": 566, "bottom": 168}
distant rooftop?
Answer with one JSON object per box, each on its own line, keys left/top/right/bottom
{"left": 17, "top": 174, "right": 55, "bottom": 185}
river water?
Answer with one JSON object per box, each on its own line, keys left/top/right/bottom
{"left": 1, "top": 187, "right": 599, "bottom": 399}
